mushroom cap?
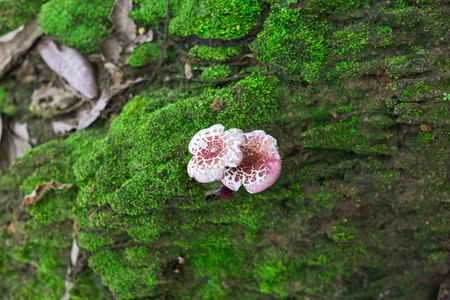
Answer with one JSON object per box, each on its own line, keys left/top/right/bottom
{"left": 221, "top": 130, "right": 281, "bottom": 193}
{"left": 187, "top": 124, "right": 246, "bottom": 183}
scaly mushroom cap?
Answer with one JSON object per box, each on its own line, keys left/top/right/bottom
{"left": 187, "top": 124, "right": 246, "bottom": 183}
{"left": 221, "top": 130, "right": 281, "bottom": 193}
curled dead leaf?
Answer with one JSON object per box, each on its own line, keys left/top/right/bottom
{"left": 6, "top": 221, "right": 15, "bottom": 234}
{"left": 23, "top": 180, "right": 73, "bottom": 207}
{"left": 76, "top": 77, "right": 145, "bottom": 131}
{"left": 133, "top": 30, "right": 154, "bottom": 45}
{"left": 0, "top": 122, "right": 31, "bottom": 172}
{"left": 99, "top": 36, "right": 122, "bottom": 63}
{"left": 0, "top": 18, "right": 43, "bottom": 80}
{"left": 108, "top": 0, "right": 137, "bottom": 44}
{"left": 52, "top": 120, "right": 76, "bottom": 135}
{"left": 37, "top": 39, "right": 98, "bottom": 99}
{"left": 0, "top": 25, "right": 25, "bottom": 43}
{"left": 30, "top": 85, "right": 76, "bottom": 116}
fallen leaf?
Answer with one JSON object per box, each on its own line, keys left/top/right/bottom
{"left": 133, "top": 30, "right": 154, "bottom": 45}
{"left": 37, "top": 39, "right": 98, "bottom": 99}
{"left": 0, "top": 18, "right": 43, "bottom": 79}
{"left": 52, "top": 120, "right": 76, "bottom": 134}
{"left": 108, "top": 0, "right": 136, "bottom": 44}
{"left": 6, "top": 221, "right": 15, "bottom": 234}
{"left": 104, "top": 62, "right": 124, "bottom": 85}
{"left": 23, "top": 180, "right": 73, "bottom": 207}
{"left": 0, "top": 126, "right": 15, "bottom": 173}
{"left": 99, "top": 35, "right": 123, "bottom": 63}
{"left": 0, "top": 25, "right": 24, "bottom": 43}
{"left": 12, "top": 122, "right": 30, "bottom": 147}
{"left": 76, "top": 77, "right": 145, "bottom": 131}
{"left": 30, "top": 84, "right": 76, "bottom": 116}
{"left": 0, "top": 122, "right": 31, "bottom": 172}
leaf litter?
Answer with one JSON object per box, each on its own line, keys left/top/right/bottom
{"left": 0, "top": 18, "right": 43, "bottom": 79}
{"left": 37, "top": 39, "right": 98, "bottom": 99}
{"left": 23, "top": 180, "right": 73, "bottom": 207}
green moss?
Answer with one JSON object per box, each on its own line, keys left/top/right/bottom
{"left": 39, "top": 0, "right": 114, "bottom": 53}
{"left": 128, "top": 42, "right": 162, "bottom": 67}
{"left": 216, "top": 74, "right": 280, "bottom": 130}
{"left": 301, "top": 115, "right": 397, "bottom": 155}
{"left": 0, "top": 0, "right": 47, "bottom": 34}
{"left": 132, "top": 0, "right": 264, "bottom": 39}
{"left": 1, "top": 1, "right": 449, "bottom": 299}
{"left": 189, "top": 45, "right": 240, "bottom": 61}
{"left": 0, "top": 84, "right": 16, "bottom": 116}
{"left": 255, "top": 260, "right": 289, "bottom": 296}
{"left": 331, "top": 25, "right": 369, "bottom": 56}
{"left": 0, "top": 130, "right": 106, "bottom": 299}
{"left": 252, "top": 5, "right": 331, "bottom": 83}
{"left": 200, "top": 65, "right": 232, "bottom": 80}
{"left": 130, "top": 0, "right": 167, "bottom": 27}
{"left": 132, "top": 0, "right": 263, "bottom": 62}
{"left": 170, "top": 0, "right": 263, "bottom": 39}
{"left": 69, "top": 269, "right": 109, "bottom": 299}
{"left": 77, "top": 231, "right": 116, "bottom": 252}
{"left": 88, "top": 249, "right": 161, "bottom": 299}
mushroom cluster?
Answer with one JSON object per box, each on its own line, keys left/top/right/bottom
{"left": 188, "top": 124, "right": 282, "bottom": 196}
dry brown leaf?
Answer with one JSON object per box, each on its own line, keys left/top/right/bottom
{"left": 76, "top": 77, "right": 145, "bottom": 131}
{"left": 52, "top": 120, "right": 76, "bottom": 134}
{"left": 0, "top": 122, "right": 31, "bottom": 172}
{"left": 23, "top": 181, "right": 73, "bottom": 207}
{"left": 6, "top": 221, "right": 15, "bottom": 234}
{"left": 0, "top": 128, "right": 15, "bottom": 173}
{"left": 0, "top": 25, "right": 24, "bottom": 43}
{"left": 134, "top": 30, "right": 154, "bottom": 45}
{"left": 30, "top": 85, "right": 76, "bottom": 116}
{"left": 0, "top": 18, "right": 43, "bottom": 79}
{"left": 37, "top": 39, "right": 98, "bottom": 99}
{"left": 99, "top": 35, "right": 122, "bottom": 63}
{"left": 108, "top": 0, "right": 137, "bottom": 44}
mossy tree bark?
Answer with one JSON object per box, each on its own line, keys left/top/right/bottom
{"left": 0, "top": 0, "right": 449, "bottom": 299}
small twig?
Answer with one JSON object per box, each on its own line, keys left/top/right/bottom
{"left": 179, "top": 71, "right": 277, "bottom": 83}
{"left": 325, "top": 109, "right": 396, "bottom": 125}
{"left": 148, "top": 0, "right": 171, "bottom": 84}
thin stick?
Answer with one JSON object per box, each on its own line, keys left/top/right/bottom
{"left": 180, "top": 71, "right": 277, "bottom": 83}
{"left": 148, "top": 0, "right": 171, "bottom": 84}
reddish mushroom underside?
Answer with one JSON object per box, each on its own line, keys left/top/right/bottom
{"left": 221, "top": 130, "right": 281, "bottom": 194}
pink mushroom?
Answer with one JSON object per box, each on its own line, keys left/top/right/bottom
{"left": 187, "top": 124, "right": 247, "bottom": 183}
{"left": 221, "top": 130, "right": 281, "bottom": 194}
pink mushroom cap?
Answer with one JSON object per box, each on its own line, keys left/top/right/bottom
{"left": 187, "top": 124, "right": 247, "bottom": 183}
{"left": 221, "top": 130, "right": 282, "bottom": 194}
